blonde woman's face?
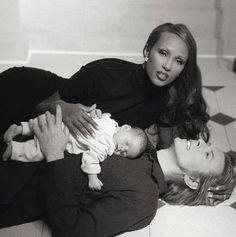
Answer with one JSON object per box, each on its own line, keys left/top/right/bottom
{"left": 145, "top": 32, "right": 188, "bottom": 87}
{"left": 174, "top": 138, "right": 225, "bottom": 175}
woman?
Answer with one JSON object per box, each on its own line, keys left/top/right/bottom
{"left": 0, "top": 23, "right": 209, "bottom": 145}
{"left": 37, "top": 22, "right": 209, "bottom": 144}
{"left": 1, "top": 105, "right": 233, "bottom": 236}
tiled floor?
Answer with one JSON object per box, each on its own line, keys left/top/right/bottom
{"left": 0, "top": 56, "right": 236, "bottom": 237}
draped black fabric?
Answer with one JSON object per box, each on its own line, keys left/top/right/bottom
{"left": 0, "top": 66, "right": 66, "bottom": 134}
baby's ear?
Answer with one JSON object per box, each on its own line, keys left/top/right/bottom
{"left": 184, "top": 174, "right": 200, "bottom": 190}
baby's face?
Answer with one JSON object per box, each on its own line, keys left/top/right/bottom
{"left": 113, "top": 127, "right": 141, "bottom": 158}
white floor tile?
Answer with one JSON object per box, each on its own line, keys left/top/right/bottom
{"left": 0, "top": 221, "right": 43, "bottom": 237}
{"left": 208, "top": 121, "right": 230, "bottom": 152}
{"left": 150, "top": 205, "right": 236, "bottom": 237}
{"left": 216, "top": 86, "right": 236, "bottom": 118}
{"left": 202, "top": 88, "right": 219, "bottom": 116}
{"left": 225, "top": 121, "right": 236, "bottom": 151}
{"left": 117, "top": 226, "right": 150, "bottom": 237}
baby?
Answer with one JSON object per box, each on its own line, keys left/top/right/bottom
{"left": 3, "top": 113, "right": 148, "bottom": 190}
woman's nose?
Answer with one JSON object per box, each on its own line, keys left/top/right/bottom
{"left": 162, "top": 58, "right": 172, "bottom": 71}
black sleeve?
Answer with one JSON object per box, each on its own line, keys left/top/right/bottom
{"left": 40, "top": 157, "right": 158, "bottom": 237}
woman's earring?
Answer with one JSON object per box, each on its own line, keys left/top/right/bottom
{"left": 144, "top": 56, "right": 148, "bottom": 62}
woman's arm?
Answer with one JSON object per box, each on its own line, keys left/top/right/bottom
{"left": 36, "top": 91, "right": 100, "bottom": 137}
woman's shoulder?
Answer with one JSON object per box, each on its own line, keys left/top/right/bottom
{"left": 84, "top": 58, "right": 138, "bottom": 70}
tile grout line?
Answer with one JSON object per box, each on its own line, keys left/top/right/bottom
{"left": 149, "top": 225, "right": 151, "bottom": 237}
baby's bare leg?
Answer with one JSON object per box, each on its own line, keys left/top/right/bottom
{"left": 2, "top": 124, "right": 23, "bottom": 161}
{"left": 4, "top": 124, "right": 23, "bottom": 143}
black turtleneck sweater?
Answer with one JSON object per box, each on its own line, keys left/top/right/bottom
{"left": 59, "top": 58, "right": 168, "bottom": 129}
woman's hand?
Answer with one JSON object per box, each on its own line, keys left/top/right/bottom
{"left": 207, "top": 177, "right": 236, "bottom": 206}
{"left": 59, "top": 101, "right": 101, "bottom": 137}
{"left": 30, "top": 105, "right": 70, "bottom": 162}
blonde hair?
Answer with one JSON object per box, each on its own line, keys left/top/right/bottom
{"left": 161, "top": 153, "right": 235, "bottom": 206}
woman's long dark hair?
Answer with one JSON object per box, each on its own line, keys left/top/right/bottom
{"left": 143, "top": 23, "right": 210, "bottom": 142}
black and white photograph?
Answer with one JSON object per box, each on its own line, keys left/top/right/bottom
{"left": 0, "top": 1, "right": 236, "bottom": 236}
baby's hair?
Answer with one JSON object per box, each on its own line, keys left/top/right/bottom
{"left": 131, "top": 127, "right": 148, "bottom": 156}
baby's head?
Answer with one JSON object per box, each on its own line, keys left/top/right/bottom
{"left": 113, "top": 125, "right": 148, "bottom": 158}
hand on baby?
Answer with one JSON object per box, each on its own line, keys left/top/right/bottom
{"left": 31, "top": 105, "right": 70, "bottom": 162}
{"left": 60, "top": 102, "right": 102, "bottom": 138}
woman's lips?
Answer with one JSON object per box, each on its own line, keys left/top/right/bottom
{"left": 156, "top": 71, "right": 169, "bottom": 81}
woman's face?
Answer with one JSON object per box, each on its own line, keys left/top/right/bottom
{"left": 174, "top": 138, "right": 225, "bottom": 175}
{"left": 145, "top": 32, "right": 189, "bottom": 87}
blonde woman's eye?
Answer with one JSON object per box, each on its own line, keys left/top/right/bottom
{"left": 206, "top": 152, "right": 210, "bottom": 158}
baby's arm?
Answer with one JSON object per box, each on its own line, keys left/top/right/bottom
{"left": 81, "top": 150, "right": 105, "bottom": 191}
{"left": 88, "top": 174, "right": 103, "bottom": 190}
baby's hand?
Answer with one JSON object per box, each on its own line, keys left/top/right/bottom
{"left": 89, "top": 108, "right": 102, "bottom": 119}
{"left": 88, "top": 175, "right": 103, "bottom": 191}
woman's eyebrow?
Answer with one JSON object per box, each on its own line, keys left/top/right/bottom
{"left": 177, "top": 55, "right": 187, "bottom": 60}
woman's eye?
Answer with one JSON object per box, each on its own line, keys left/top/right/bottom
{"left": 176, "top": 59, "right": 184, "bottom": 65}
{"left": 159, "top": 50, "right": 167, "bottom": 56}
{"left": 206, "top": 152, "right": 210, "bottom": 158}
{"left": 197, "top": 140, "right": 201, "bottom": 147}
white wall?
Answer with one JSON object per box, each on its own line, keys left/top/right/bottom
{"left": 0, "top": 0, "right": 28, "bottom": 61}
{"left": 0, "top": 0, "right": 235, "bottom": 61}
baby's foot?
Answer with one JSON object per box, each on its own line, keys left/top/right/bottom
{"left": 3, "top": 124, "right": 22, "bottom": 143}
{"left": 2, "top": 142, "right": 12, "bottom": 161}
